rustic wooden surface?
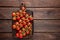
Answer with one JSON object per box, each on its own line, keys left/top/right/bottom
{"left": 0, "top": 20, "right": 12, "bottom": 32}
{"left": 0, "top": 0, "right": 60, "bottom": 40}
{"left": 0, "top": 33, "right": 60, "bottom": 40}
{"left": 0, "top": 20, "right": 60, "bottom": 32}
{"left": 0, "top": 0, "right": 60, "bottom": 7}
{"left": 0, "top": 8, "right": 60, "bottom": 19}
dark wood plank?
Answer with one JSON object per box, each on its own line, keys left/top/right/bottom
{"left": 34, "top": 20, "right": 60, "bottom": 32}
{"left": 0, "top": 33, "right": 60, "bottom": 40}
{"left": 0, "top": 33, "right": 12, "bottom": 38}
{"left": 0, "top": 0, "right": 21, "bottom": 6}
{"left": 0, "top": 20, "right": 60, "bottom": 32}
{"left": 28, "top": 8, "right": 60, "bottom": 19}
{"left": 33, "top": 33, "right": 60, "bottom": 40}
{"left": 22, "top": 0, "right": 60, "bottom": 8}
{"left": 0, "top": 20, "right": 12, "bottom": 32}
{"left": 0, "top": 8, "right": 19, "bottom": 19}
{"left": 0, "top": 0, "right": 60, "bottom": 7}
{"left": 0, "top": 8, "right": 60, "bottom": 19}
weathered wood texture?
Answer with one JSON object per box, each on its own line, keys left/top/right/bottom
{"left": 0, "top": 0, "right": 60, "bottom": 40}
{"left": 0, "top": 33, "right": 60, "bottom": 40}
{"left": 0, "top": 20, "right": 60, "bottom": 32}
{"left": 0, "top": 8, "right": 60, "bottom": 19}
{"left": 34, "top": 20, "right": 60, "bottom": 32}
{"left": 0, "top": 8, "right": 19, "bottom": 19}
{"left": 0, "top": 33, "right": 12, "bottom": 38}
{"left": 33, "top": 33, "right": 60, "bottom": 40}
{"left": 0, "top": 20, "right": 12, "bottom": 32}
{"left": 0, "top": 0, "right": 60, "bottom": 7}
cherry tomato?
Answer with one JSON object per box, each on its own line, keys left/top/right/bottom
{"left": 13, "top": 17, "right": 16, "bottom": 20}
{"left": 16, "top": 16, "right": 20, "bottom": 20}
{"left": 19, "top": 33, "right": 23, "bottom": 38}
{"left": 16, "top": 33, "right": 19, "bottom": 38}
{"left": 12, "top": 24, "right": 16, "bottom": 29}
{"left": 26, "top": 31, "right": 30, "bottom": 35}
{"left": 12, "top": 12, "right": 16, "bottom": 16}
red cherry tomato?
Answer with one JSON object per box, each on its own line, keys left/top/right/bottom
{"left": 19, "top": 33, "right": 23, "bottom": 38}
{"left": 16, "top": 26, "right": 20, "bottom": 30}
{"left": 23, "top": 32, "right": 26, "bottom": 37}
{"left": 26, "top": 31, "right": 30, "bottom": 35}
{"left": 13, "top": 17, "right": 16, "bottom": 20}
{"left": 12, "top": 25, "right": 16, "bottom": 29}
{"left": 22, "top": 21, "right": 26, "bottom": 26}
{"left": 19, "top": 20, "right": 22, "bottom": 23}
{"left": 15, "top": 22, "right": 19, "bottom": 25}
{"left": 21, "top": 7, "right": 26, "bottom": 11}
{"left": 16, "top": 12, "right": 20, "bottom": 16}
{"left": 16, "top": 33, "right": 19, "bottom": 38}
{"left": 24, "top": 25, "right": 28, "bottom": 28}
{"left": 19, "top": 30, "right": 22, "bottom": 33}
{"left": 16, "top": 16, "right": 20, "bottom": 20}
{"left": 12, "top": 12, "right": 16, "bottom": 16}
{"left": 19, "top": 23, "right": 23, "bottom": 28}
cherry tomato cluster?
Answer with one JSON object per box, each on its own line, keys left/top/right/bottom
{"left": 12, "top": 9, "right": 33, "bottom": 39}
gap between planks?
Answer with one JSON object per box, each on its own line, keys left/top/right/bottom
{"left": 0, "top": 6, "right": 60, "bottom": 8}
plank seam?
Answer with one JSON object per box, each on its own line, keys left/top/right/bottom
{"left": 0, "top": 6, "right": 60, "bottom": 8}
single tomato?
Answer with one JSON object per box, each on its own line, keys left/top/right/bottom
{"left": 21, "top": 6, "right": 26, "bottom": 11}
{"left": 23, "top": 32, "right": 26, "bottom": 37}
{"left": 16, "top": 16, "right": 20, "bottom": 20}
{"left": 22, "top": 28, "right": 25, "bottom": 31}
{"left": 27, "top": 22, "right": 31, "bottom": 26}
{"left": 16, "top": 12, "right": 20, "bottom": 16}
{"left": 16, "top": 26, "right": 20, "bottom": 30}
{"left": 12, "top": 12, "right": 16, "bottom": 16}
{"left": 21, "top": 17, "right": 25, "bottom": 21}
{"left": 19, "top": 30, "right": 22, "bottom": 33}
{"left": 15, "top": 22, "right": 19, "bottom": 25}
{"left": 19, "top": 33, "right": 23, "bottom": 38}
{"left": 24, "top": 25, "right": 28, "bottom": 28}
{"left": 22, "top": 21, "right": 26, "bottom": 26}
{"left": 28, "top": 16, "right": 33, "bottom": 20}
{"left": 16, "top": 33, "right": 19, "bottom": 38}
{"left": 26, "top": 31, "right": 30, "bottom": 35}
{"left": 13, "top": 17, "right": 16, "bottom": 20}
{"left": 19, "top": 20, "right": 22, "bottom": 23}
{"left": 12, "top": 24, "right": 16, "bottom": 29}
{"left": 19, "top": 23, "right": 23, "bottom": 28}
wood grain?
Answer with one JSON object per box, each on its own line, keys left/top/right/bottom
{"left": 28, "top": 8, "right": 60, "bottom": 19}
{"left": 0, "top": 0, "right": 21, "bottom": 6}
{"left": 0, "top": 8, "right": 60, "bottom": 19}
{"left": 0, "top": 0, "right": 60, "bottom": 7}
{"left": 33, "top": 33, "right": 60, "bottom": 40}
{"left": 34, "top": 20, "right": 60, "bottom": 32}
{"left": 0, "top": 20, "right": 12, "bottom": 32}
{"left": 0, "top": 33, "right": 60, "bottom": 40}
{"left": 0, "top": 20, "right": 60, "bottom": 32}
{"left": 0, "top": 33, "right": 12, "bottom": 38}
{"left": 0, "top": 8, "right": 19, "bottom": 19}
